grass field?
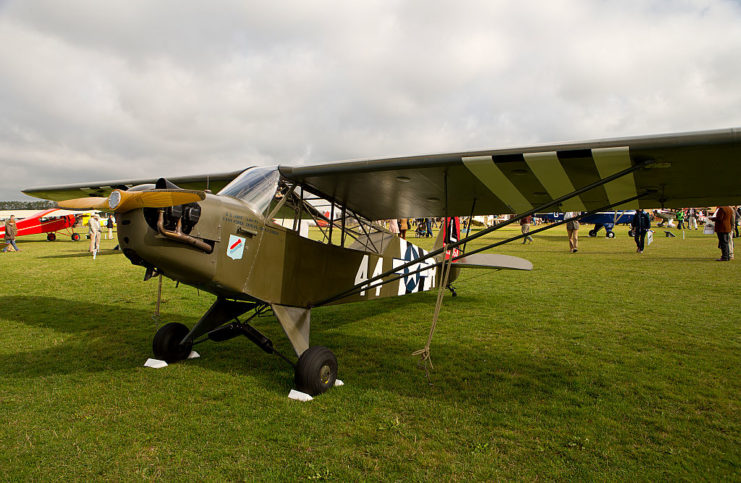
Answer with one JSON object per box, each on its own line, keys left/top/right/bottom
{"left": 0, "top": 224, "right": 739, "bottom": 480}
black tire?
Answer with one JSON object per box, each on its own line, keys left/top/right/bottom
{"left": 71, "top": 233, "right": 80, "bottom": 241}
{"left": 606, "top": 231, "right": 615, "bottom": 239}
{"left": 588, "top": 230, "right": 597, "bottom": 237}
{"left": 628, "top": 230, "right": 635, "bottom": 237}
{"left": 295, "top": 346, "right": 338, "bottom": 396}
{"left": 152, "top": 322, "right": 192, "bottom": 363}
{"left": 47, "top": 232, "right": 56, "bottom": 241}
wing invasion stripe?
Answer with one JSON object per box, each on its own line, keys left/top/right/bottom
{"left": 591, "top": 146, "right": 639, "bottom": 209}
{"left": 462, "top": 155, "right": 533, "bottom": 213}
{"left": 523, "top": 152, "right": 586, "bottom": 211}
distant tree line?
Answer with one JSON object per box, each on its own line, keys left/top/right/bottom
{"left": 0, "top": 200, "right": 55, "bottom": 210}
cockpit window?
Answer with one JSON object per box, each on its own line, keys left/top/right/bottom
{"left": 218, "top": 167, "right": 280, "bottom": 215}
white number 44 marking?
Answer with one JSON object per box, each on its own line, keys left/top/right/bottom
{"left": 355, "top": 255, "right": 383, "bottom": 297}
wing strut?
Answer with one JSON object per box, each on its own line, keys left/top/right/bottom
{"left": 313, "top": 159, "right": 654, "bottom": 307}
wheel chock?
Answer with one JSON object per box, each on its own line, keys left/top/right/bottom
{"left": 288, "top": 379, "right": 344, "bottom": 401}
{"left": 288, "top": 389, "right": 313, "bottom": 401}
{"left": 144, "top": 358, "right": 168, "bottom": 369}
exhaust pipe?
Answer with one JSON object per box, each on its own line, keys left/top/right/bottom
{"left": 157, "top": 209, "right": 213, "bottom": 253}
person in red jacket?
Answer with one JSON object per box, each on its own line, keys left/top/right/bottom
{"left": 520, "top": 214, "right": 534, "bottom": 244}
{"left": 710, "top": 206, "right": 734, "bottom": 261}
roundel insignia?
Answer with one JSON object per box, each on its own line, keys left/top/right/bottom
{"left": 403, "top": 244, "right": 421, "bottom": 293}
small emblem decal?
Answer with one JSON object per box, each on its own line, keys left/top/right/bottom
{"left": 226, "top": 235, "right": 246, "bottom": 260}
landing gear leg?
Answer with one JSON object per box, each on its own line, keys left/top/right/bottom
{"left": 447, "top": 284, "right": 457, "bottom": 297}
{"left": 189, "top": 299, "right": 339, "bottom": 396}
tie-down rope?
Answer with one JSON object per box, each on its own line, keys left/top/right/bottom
{"left": 412, "top": 237, "right": 455, "bottom": 382}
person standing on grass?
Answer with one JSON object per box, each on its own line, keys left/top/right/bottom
{"left": 398, "top": 218, "right": 409, "bottom": 239}
{"left": 106, "top": 214, "right": 114, "bottom": 240}
{"left": 709, "top": 206, "right": 733, "bottom": 261}
{"left": 520, "top": 214, "right": 534, "bottom": 244}
{"left": 2, "top": 215, "right": 20, "bottom": 252}
{"left": 676, "top": 209, "right": 685, "bottom": 230}
{"left": 564, "top": 212, "right": 579, "bottom": 252}
{"left": 688, "top": 208, "right": 698, "bottom": 230}
{"left": 88, "top": 214, "right": 102, "bottom": 254}
{"left": 631, "top": 208, "right": 651, "bottom": 253}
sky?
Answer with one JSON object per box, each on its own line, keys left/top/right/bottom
{"left": 1, "top": 0, "right": 740, "bottom": 200}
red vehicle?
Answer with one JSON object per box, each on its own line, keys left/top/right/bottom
{"left": 1, "top": 209, "right": 80, "bottom": 241}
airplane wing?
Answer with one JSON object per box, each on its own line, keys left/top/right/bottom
{"left": 22, "top": 128, "right": 740, "bottom": 219}
{"left": 22, "top": 170, "right": 245, "bottom": 201}
{"left": 279, "top": 128, "right": 741, "bottom": 220}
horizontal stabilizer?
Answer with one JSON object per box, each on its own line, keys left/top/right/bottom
{"left": 455, "top": 253, "right": 533, "bottom": 271}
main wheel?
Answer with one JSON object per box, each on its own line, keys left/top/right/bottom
{"left": 152, "top": 322, "right": 192, "bottom": 363}
{"left": 295, "top": 346, "right": 338, "bottom": 396}
{"left": 71, "top": 233, "right": 81, "bottom": 241}
{"left": 47, "top": 233, "right": 56, "bottom": 241}
{"left": 628, "top": 229, "right": 635, "bottom": 237}
{"left": 588, "top": 229, "right": 597, "bottom": 237}
{"left": 606, "top": 231, "right": 615, "bottom": 238}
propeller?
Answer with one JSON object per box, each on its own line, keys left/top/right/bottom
{"left": 58, "top": 189, "right": 206, "bottom": 213}
{"left": 57, "top": 197, "right": 109, "bottom": 210}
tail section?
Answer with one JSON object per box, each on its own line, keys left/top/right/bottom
{"left": 436, "top": 216, "right": 533, "bottom": 275}
{"left": 434, "top": 217, "right": 462, "bottom": 284}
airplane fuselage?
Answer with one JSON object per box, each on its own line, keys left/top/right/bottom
{"left": 117, "top": 194, "right": 439, "bottom": 308}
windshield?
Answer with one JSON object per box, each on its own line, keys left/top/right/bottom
{"left": 218, "top": 167, "right": 280, "bottom": 215}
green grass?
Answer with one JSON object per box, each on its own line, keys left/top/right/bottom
{"left": 0, "top": 225, "right": 739, "bottom": 480}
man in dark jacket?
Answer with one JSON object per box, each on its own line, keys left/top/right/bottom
{"left": 710, "top": 206, "right": 734, "bottom": 261}
{"left": 630, "top": 209, "right": 651, "bottom": 253}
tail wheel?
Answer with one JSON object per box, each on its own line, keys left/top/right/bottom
{"left": 295, "top": 346, "right": 338, "bottom": 396}
{"left": 152, "top": 322, "right": 193, "bottom": 363}
{"left": 71, "top": 233, "right": 81, "bottom": 241}
{"left": 47, "top": 233, "right": 57, "bottom": 241}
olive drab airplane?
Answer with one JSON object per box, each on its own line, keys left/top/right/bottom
{"left": 23, "top": 127, "right": 741, "bottom": 395}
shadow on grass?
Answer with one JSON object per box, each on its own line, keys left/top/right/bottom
{"left": 40, "top": 250, "right": 122, "bottom": 259}
{"left": 12, "top": 238, "right": 85, "bottom": 244}
{"left": 1, "top": 295, "right": 578, "bottom": 405}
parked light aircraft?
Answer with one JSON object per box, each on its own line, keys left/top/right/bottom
{"left": 0, "top": 208, "right": 80, "bottom": 242}
{"left": 23, "top": 128, "right": 741, "bottom": 395}
{"left": 538, "top": 211, "right": 637, "bottom": 238}
{"left": 653, "top": 209, "right": 678, "bottom": 227}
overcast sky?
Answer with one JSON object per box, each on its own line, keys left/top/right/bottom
{"left": 1, "top": 0, "right": 740, "bottom": 200}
